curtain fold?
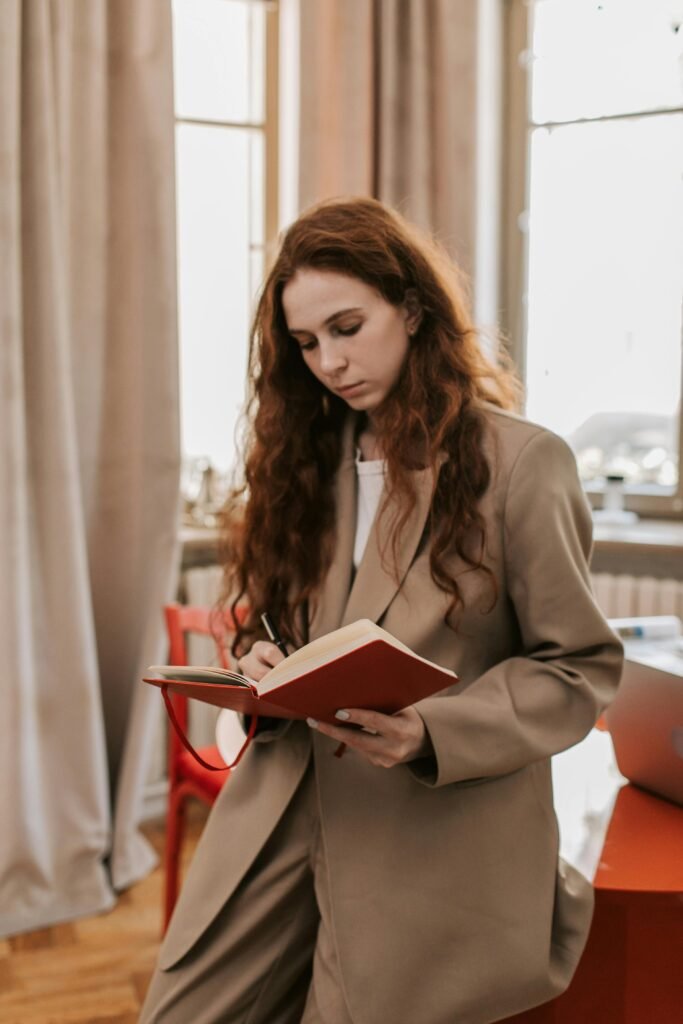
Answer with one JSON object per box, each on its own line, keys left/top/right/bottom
{"left": 298, "top": 0, "right": 375, "bottom": 205}
{"left": 0, "top": 0, "right": 180, "bottom": 936}
{"left": 298, "top": 0, "right": 479, "bottom": 275}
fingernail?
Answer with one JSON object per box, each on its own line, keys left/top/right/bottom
{"left": 335, "top": 709, "right": 350, "bottom": 721}
{"left": 306, "top": 717, "right": 318, "bottom": 728}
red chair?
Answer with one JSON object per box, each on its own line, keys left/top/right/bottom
{"left": 161, "top": 602, "right": 245, "bottom": 931}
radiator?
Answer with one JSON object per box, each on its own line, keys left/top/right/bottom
{"left": 182, "top": 568, "right": 683, "bottom": 652}
{"left": 591, "top": 573, "right": 683, "bottom": 621}
{"left": 183, "top": 567, "right": 683, "bottom": 665}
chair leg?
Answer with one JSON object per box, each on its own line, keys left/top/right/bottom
{"left": 163, "top": 784, "right": 187, "bottom": 934}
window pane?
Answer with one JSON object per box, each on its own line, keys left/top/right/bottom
{"left": 249, "top": 128, "right": 265, "bottom": 247}
{"left": 531, "top": 0, "right": 683, "bottom": 123}
{"left": 524, "top": 114, "right": 683, "bottom": 488}
{"left": 172, "top": 0, "right": 265, "bottom": 123}
{"left": 248, "top": 4, "right": 266, "bottom": 124}
{"left": 175, "top": 124, "right": 264, "bottom": 472}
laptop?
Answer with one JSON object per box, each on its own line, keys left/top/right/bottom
{"left": 605, "top": 638, "right": 683, "bottom": 808}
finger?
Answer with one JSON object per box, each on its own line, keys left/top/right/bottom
{"left": 252, "top": 641, "right": 284, "bottom": 666}
{"left": 238, "top": 642, "right": 284, "bottom": 679}
{"left": 307, "top": 719, "right": 404, "bottom": 769}
{"left": 307, "top": 717, "right": 385, "bottom": 754}
{"left": 363, "top": 749, "right": 401, "bottom": 769}
{"left": 368, "top": 755, "right": 396, "bottom": 769}
{"left": 334, "top": 707, "right": 402, "bottom": 737}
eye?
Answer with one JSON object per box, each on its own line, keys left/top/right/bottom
{"left": 335, "top": 323, "right": 362, "bottom": 337}
{"left": 296, "top": 338, "right": 317, "bottom": 353}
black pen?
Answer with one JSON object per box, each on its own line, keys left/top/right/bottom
{"left": 261, "top": 612, "right": 289, "bottom": 659}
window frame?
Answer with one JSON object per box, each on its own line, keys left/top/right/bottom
{"left": 173, "top": 0, "right": 280, "bottom": 269}
{"left": 500, "top": 0, "right": 683, "bottom": 521}
{"left": 263, "top": 0, "right": 280, "bottom": 270}
{"left": 171, "top": 0, "right": 280, "bottom": 475}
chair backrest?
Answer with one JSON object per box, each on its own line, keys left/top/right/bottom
{"left": 163, "top": 603, "right": 247, "bottom": 777}
{"left": 165, "top": 604, "right": 227, "bottom": 665}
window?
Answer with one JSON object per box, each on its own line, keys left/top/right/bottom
{"left": 171, "top": 0, "right": 278, "bottom": 490}
{"left": 503, "top": 0, "right": 683, "bottom": 517}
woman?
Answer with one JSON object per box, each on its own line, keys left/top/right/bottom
{"left": 141, "top": 197, "right": 622, "bottom": 1024}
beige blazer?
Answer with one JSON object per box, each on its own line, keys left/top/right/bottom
{"left": 159, "top": 405, "right": 623, "bottom": 1024}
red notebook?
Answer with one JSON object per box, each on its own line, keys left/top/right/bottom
{"left": 144, "top": 618, "right": 457, "bottom": 724}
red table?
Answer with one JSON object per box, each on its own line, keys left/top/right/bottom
{"left": 503, "top": 782, "right": 683, "bottom": 1023}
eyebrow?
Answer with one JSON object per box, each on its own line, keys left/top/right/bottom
{"left": 289, "top": 307, "right": 364, "bottom": 336}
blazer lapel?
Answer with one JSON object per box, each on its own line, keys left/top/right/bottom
{"left": 308, "top": 414, "right": 445, "bottom": 636}
{"left": 341, "top": 461, "right": 438, "bottom": 627}
{"left": 307, "top": 416, "right": 358, "bottom": 641}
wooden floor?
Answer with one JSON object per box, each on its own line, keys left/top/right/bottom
{"left": 0, "top": 806, "right": 209, "bottom": 1024}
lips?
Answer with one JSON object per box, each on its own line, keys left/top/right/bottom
{"left": 336, "top": 381, "right": 365, "bottom": 395}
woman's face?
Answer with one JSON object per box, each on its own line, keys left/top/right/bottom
{"left": 282, "top": 268, "right": 414, "bottom": 415}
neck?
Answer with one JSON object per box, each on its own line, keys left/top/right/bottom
{"left": 353, "top": 413, "right": 432, "bottom": 470}
{"left": 357, "top": 415, "right": 383, "bottom": 461}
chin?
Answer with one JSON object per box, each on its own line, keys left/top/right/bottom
{"left": 342, "top": 393, "right": 381, "bottom": 412}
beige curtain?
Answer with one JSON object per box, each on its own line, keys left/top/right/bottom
{"left": 0, "top": 0, "right": 180, "bottom": 935}
{"left": 298, "top": 0, "right": 479, "bottom": 276}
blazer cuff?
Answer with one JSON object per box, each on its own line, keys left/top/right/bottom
{"left": 406, "top": 711, "right": 439, "bottom": 786}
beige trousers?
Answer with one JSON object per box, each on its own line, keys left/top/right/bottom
{"left": 139, "top": 764, "right": 355, "bottom": 1024}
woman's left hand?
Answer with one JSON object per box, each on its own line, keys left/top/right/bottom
{"left": 306, "top": 706, "right": 433, "bottom": 767}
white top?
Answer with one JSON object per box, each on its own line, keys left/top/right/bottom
{"left": 353, "top": 452, "right": 386, "bottom": 568}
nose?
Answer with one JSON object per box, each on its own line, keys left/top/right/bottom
{"left": 317, "top": 339, "right": 348, "bottom": 377}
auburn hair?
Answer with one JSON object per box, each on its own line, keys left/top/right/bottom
{"left": 219, "top": 196, "right": 521, "bottom": 657}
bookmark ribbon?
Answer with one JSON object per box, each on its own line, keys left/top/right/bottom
{"left": 161, "top": 683, "right": 259, "bottom": 771}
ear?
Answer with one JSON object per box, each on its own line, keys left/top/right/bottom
{"left": 402, "top": 288, "right": 423, "bottom": 335}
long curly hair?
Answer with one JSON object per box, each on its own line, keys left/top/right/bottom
{"left": 220, "top": 197, "right": 521, "bottom": 657}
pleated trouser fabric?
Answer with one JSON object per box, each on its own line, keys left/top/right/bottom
{"left": 139, "top": 763, "right": 355, "bottom": 1024}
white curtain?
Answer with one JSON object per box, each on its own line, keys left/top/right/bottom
{"left": 0, "top": 0, "right": 180, "bottom": 935}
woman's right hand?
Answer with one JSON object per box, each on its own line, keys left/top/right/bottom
{"left": 238, "top": 641, "right": 286, "bottom": 683}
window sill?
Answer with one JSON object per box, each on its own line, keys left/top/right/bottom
{"left": 180, "top": 524, "right": 220, "bottom": 571}
{"left": 591, "top": 518, "right": 683, "bottom": 580}
{"left": 176, "top": 521, "right": 683, "bottom": 581}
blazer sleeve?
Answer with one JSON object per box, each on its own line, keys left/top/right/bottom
{"left": 409, "top": 428, "right": 624, "bottom": 789}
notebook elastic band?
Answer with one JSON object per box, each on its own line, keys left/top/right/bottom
{"left": 161, "top": 683, "right": 258, "bottom": 771}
